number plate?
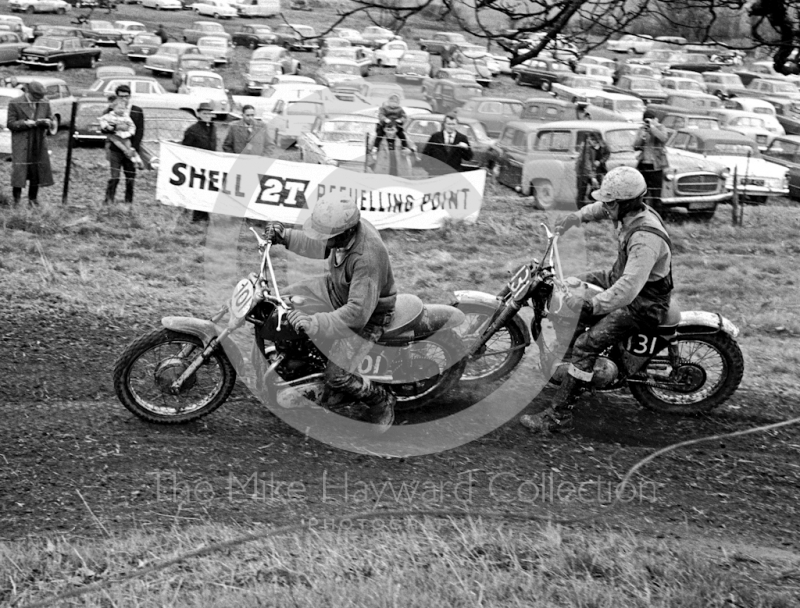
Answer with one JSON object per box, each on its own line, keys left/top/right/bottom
{"left": 624, "top": 333, "right": 668, "bottom": 356}
{"left": 689, "top": 201, "right": 715, "bottom": 210}
{"left": 507, "top": 264, "right": 532, "bottom": 300}
{"left": 229, "top": 278, "right": 255, "bottom": 319}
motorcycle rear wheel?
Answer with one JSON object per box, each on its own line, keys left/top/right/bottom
{"left": 629, "top": 332, "right": 743, "bottom": 415}
{"left": 452, "top": 303, "right": 526, "bottom": 386}
{"left": 113, "top": 328, "right": 236, "bottom": 423}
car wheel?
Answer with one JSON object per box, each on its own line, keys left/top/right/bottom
{"left": 296, "top": 63, "right": 301, "bottom": 73}
{"left": 48, "top": 115, "right": 60, "bottom": 136}
{"left": 627, "top": 47, "right": 636, "bottom": 54}
{"left": 514, "top": 72, "right": 523, "bottom": 86}
{"left": 55, "top": 61, "right": 65, "bottom": 72}
{"left": 214, "top": 11, "right": 219, "bottom": 17}
{"left": 25, "top": 5, "right": 34, "bottom": 12}
{"left": 532, "top": 179, "right": 557, "bottom": 210}
{"left": 248, "top": 40, "right": 256, "bottom": 50}
{"left": 540, "top": 80, "right": 551, "bottom": 92}
{"left": 183, "top": 36, "right": 188, "bottom": 42}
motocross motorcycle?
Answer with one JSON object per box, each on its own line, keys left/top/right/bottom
{"left": 452, "top": 224, "right": 744, "bottom": 415}
{"left": 113, "top": 228, "right": 467, "bottom": 423}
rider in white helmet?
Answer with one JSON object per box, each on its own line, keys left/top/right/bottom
{"left": 521, "top": 166, "right": 674, "bottom": 433}
{"left": 266, "top": 194, "right": 397, "bottom": 431}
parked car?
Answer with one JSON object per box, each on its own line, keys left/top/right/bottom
{"left": 722, "top": 97, "right": 784, "bottom": 134}
{"left": 244, "top": 61, "right": 283, "bottom": 94}
{"left": 316, "top": 36, "right": 350, "bottom": 59}
{"left": 421, "top": 71, "right": 483, "bottom": 113}
{"left": 702, "top": 71, "right": 747, "bottom": 97}
{"left": 176, "top": 70, "right": 230, "bottom": 117}
{"left": 145, "top": 42, "right": 205, "bottom": 75}
{"left": 1, "top": 88, "right": 23, "bottom": 154}
{"left": 113, "top": 21, "right": 146, "bottom": 44}
{"left": 325, "top": 47, "right": 372, "bottom": 77}
{"left": 493, "top": 120, "right": 730, "bottom": 216}
{"left": 83, "top": 75, "right": 203, "bottom": 114}
{"left": 142, "top": 0, "right": 183, "bottom": 9}
{"left": 233, "top": 0, "right": 280, "bottom": 18}
{"left": 251, "top": 45, "right": 301, "bottom": 75}
{"left": 11, "top": 74, "right": 75, "bottom": 133}
{"left": 0, "top": 32, "right": 29, "bottom": 64}
{"left": 96, "top": 65, "right": 135, "bottom": 78}
{"left": 19, "top": 36, "right": 101, "bottom": 71}
{"left": 32, "top": 26, "right": 94, "bottom": 46}
{"left": 127, "top": 34, "right": 161, "bottom": 61}
{"left": 518, "top": 97, "right": 582, "bottom": 123}
{"left": 708, "top": 108, "right": 776, "bottom": 150}
{"left": 9, "top": 0, "right": 69, "bottom": 14}
{"left": 760, "top": 98, "right": 800, "bottom": 135}
{"left": 552, "top": 75, "right": 605, "bottom": 103}
{"left": 735, "top": 61, "right": 786, "bottom": 86}
{"left": 82, "top": 20, "right": 124, "bottom": 46}
{"left": 744, "top": 77, "right": 800, "bottom": 101}
{"left": 455, "top": 96, "right": 522, "bottom": 137}
{"left": 606, "top": 75, "right": 668, "bottom": 105}
{"left": 193, "top": 0, "right": 237, "bottom": 18}
{"left": 171, "top": 52, "right": 216, "bottom": 87}
{"left": 452, "top": 44, "right": 500, "bottom": 74}
{"left": 395, "top": 50, "right": 432, "bottom": 83}
{"left": 197, "top": 36, "right": 231, "bottom": 65}
{"left": 313, "top": 58, "right": 364, "bottom": 87}
{"left": 761, "top": 134, "right": 800, "bottom": 199}
{"left": 663, "top": 69, "right": 706, "bottom": 85}
{"left": 418, "top": 32, "right": 467, "bottom": 55}
{"left": 361, "top": 26, "right": 397, "bottom": 49}
{"left": 511, "top": 57, "right": 571, "bottom": 91}
{"left": 578, "top": 55, "right": 617, "bottom": 71}
{"left": 273, "top": 24, "right": 318, "bottom": 52}
{"left": 660, "top": 76, "right": 707, "bottom": 94}
{"left": 575, "top": 63, "right": 614, "bottom": 86}
{"left": 668, "top": 128, "right": 788, "bottom": 203}
{"left": 512, "top": 33, "right": 579, "bottom": 62}
{"left": 330, "top": 27, "right": 368, "bottom": 48}
{"left": 587, "top": 91, "right": 645, "bottom": 122}
{"left": 614, "top": 62, "right": 661, "bottom": 82}
{"left": 637, "top": 49, "right": 686, "bottom": 72}
{"left": 606, "top": 34, "right": 653, "bottom": 54}
{"left": 450, "top": 48, "right": 495, "bottom": 87}
{"left": 297, "top": 113, "right": 378, "bottom": 170}
{"left": 374, "top": 40, "right": 408, "bottom": 67}
{"left": 406, "top": 113, "right": 493, "bottom": 168}
{"left": 183, "top": 21, "right": 231, "bottom": 45}
{"left": 334, "top": 81, "right": 403, "bottom": 104}
{"left": 262, "top": 98, "right": 325, "bottom": 148}
{"left": 661, "top": 113, "right": 720, "bottom": 139}
{"left": 0, "top": 15, "right": 33, "bottom": 41}
{"left": 421, "top": 67, "right": 478, "bottom": 96}
{"left": 232, "top": 24, "right": 276, "bottom": 49}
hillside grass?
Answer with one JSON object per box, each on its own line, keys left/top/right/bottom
{"left": 2, "top": 519, "right": 797, "bottom": 607}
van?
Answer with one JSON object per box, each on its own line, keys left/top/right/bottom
{"left": 234, "top": 0, "right": 280, "bottom": 17}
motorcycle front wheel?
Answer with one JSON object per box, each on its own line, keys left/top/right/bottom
{"left": 628, "top": 332, "right": 744, "bottom": 415}
{"left": 392, "top": 330, "right": 467, "bottom": 411}
{"left": 113, "top": 329, "right": 237, "bottom": 423}
{"left": 452, "top": 303, "right": 526, "bottom": 386}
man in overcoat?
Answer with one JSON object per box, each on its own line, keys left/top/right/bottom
{"left": 7, "top": 81, "right": 53, "bottom": 206}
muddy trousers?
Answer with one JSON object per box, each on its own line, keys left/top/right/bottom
{"left": 637, "top": 163, "right": 663, "bottom": 209}
{"left": 106, "top": 147, "right": 136, "bottom": 204}
{"left": 568, "top": 307, "right": 642, "bottom": 382}
{"left": 324, "top": 321, "right": 393, "bottom": 407}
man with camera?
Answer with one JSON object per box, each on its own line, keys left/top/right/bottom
{"left": 7, "top": 80, "right": 54, "bottom": 206}
{"left": 634, "top": 109, "right": 669, "bottom": 209}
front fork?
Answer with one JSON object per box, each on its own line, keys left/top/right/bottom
{"left": 465, "top": 299, "right": 522, "bottom": 359}
{"left": 170, "top": 306, "right": 237, "bottom": 393}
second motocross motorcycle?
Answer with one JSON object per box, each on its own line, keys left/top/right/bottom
{"left": 113, "top": 228, "right": 467, "bottom": 423}
{"left": 453, "top": 224, "right": 744, "bottom": 414}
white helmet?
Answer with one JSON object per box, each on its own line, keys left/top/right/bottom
{"left": 591, "top": 166, "right": 647, "bottom": 203}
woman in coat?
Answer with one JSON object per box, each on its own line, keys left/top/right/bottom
{"left": 7, "top": 81, "right": 54, "bottom": 206}
{"left": 370, "top": 120, "right": 416, "bottom": 178}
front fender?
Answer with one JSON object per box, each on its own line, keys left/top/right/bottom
{"left": 677, "top": 311, "right": 739, "bottom": 338}
{"left": 161, "top": 316, "right": 246, "bottom": 371}
{"left": 452, "top": 290, "right": 531, "bottom": 346}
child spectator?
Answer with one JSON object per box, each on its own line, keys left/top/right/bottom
{"left": 372, "top": 94, "right": 408, "bottom": 153}
{"left": 100, "top": 97, "right": 144, "bottom": 169}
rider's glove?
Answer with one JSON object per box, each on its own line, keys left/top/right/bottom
{"left": 287, "top": 310, "right": 317, "bottom": 336}
{"left": 564, "top": 292, "right": 594, "bottom": 319}
{"left": 264, "top": 222, "right": 286, "bottom": 246}
{"left": 556, "top": 212, "right": 581, "bottom": 235}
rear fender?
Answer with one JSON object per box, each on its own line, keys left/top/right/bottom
{"left": 452, "top": 290, "right": 531, "bottom": 346}
{"left": 161, "top": 316, "right": 246, "bottom": 370}
{"left": 677, "top": 311, "right": 739, "bottom": 338}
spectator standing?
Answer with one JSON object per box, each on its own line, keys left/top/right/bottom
{"left": 102, "top": 85, "right": 144, "bottom": 205}
{"left": 181, "top": 102, "right": 217, "bottom": 222}
{"left": 634, "top": 108, "right": 669, "bottom": 208}
{"left": 371, "top": 94, "right": 409, "bottom": 154}
{"left": 222, "top": 104, "right": 275, "bottom": 156}
{"left": 575, "top": 132, "right": 610, "bottom": 208}
{"left": 421, "top": 113, "right": 473, "bottom": 176}
{"left": 7, "top": 80, "right": 53, "bottom": 206}
{"left": 371, "top": 120, "right": 415, "bottom": 177}
{"left": 155, "top": 24, "right": 169, "bottom": 44}
{"left": 441, "top": 43, "right": 457, "bottom": 68}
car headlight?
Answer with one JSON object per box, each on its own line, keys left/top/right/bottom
{"left": 324, "top": 159, "right": 339, "bottom": 166}
{"left": 663, "top": 169, "right": 676, "bottom": 181}
{"left": 782, "top": 176, "right": 789, "bottom": 189}
{"left": 720, "top": 169, "right": 730, "bottom": 180}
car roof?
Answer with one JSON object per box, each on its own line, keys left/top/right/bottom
{"left": 524, "top": 97, "right": 575, "bottom": 108}
{"left": 770, "top": 134, "right": 800, "bottom": 144}
{"left": 185, "top": 70, "right": 220, "bottom": 77}
{"left": 322, "top": 58, "right": 359, "bottom": 65}
{"left": 115, "top": 21, "right": 144, "bottom": 26}
{"left": 320, "top": 113, "right": 377, "bottom": 122}
{"left": 98, "top": 75, "right": 157, "bottom": 83}
{"left": 730, "top": 97, "right": 773, "bottom": 107}
{"left": 676, "top": 128, "right": 754, "bottom": 142}
{"left": 708, "top": 108, "right": 762, "bottom": 117}
{"left": 664, "top": 113, "right": 717, "bottom": 119}
{"left": 13, "top": 76, "right": 67, "bottom": 86}
{"left": 408, "top": 112, "right": 479, "bottom": 124}
{"left": 591, "top": 91, "right": 643, "bottom": 101}
{"left": 466, "top": 96, "right": 523, "bottom": 103}
{"left": 161, "top": 42, "right": 196, "bottom": 49}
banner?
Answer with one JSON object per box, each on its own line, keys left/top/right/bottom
{"left": 155, "top": 142, "right": 484, "bottom": 230}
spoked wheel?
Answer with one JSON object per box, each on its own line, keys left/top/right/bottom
{"left": 629, "top": 332, "right": 744, "bottom": 415}
{"left": 113, "top": 328, "right": 236, "bottom": 423}
{"left": 452, "top": 303, "right": 526, "bottom": 386}
{"left": 391, "top": 331, "right": 466, "bottom": 411}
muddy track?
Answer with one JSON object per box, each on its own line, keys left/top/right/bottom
{"left": 3, "top": 309, "right": 800, "bottom": 552}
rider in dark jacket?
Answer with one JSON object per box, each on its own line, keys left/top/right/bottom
{"left": 521, "top": 166, "right": 674, "bottom": 433}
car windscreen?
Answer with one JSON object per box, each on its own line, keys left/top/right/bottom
{"left": 286, "top": 102, "right": 323, "bottom": 115}
{"left": 326, "top": 63, "right": 360, "bottom": 74}
{"left": 133, "top": 34, "right": 160, "bottom": 45}
{"left": 617, "top": 99, "right": 645, "bottom": 112}
{"left": 32, "top": 38, "right": 62, "bottom": 50}
{"left": 188, "top": 76, "right": 222, "bottom": 88}
{"left": 250, "top": 63, "right": 280, "bottom": 76}
{"left": 401, "top": 52, "right": 428, "bottom": 63}
{"left": 605, "top": 128, "right": 639, "bottom": 152}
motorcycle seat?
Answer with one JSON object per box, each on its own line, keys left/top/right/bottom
{"left": 381, "top": 294, "right": 424, "bottom": 339}
{"left": 656, "top": 302, "right": 682, "bottom": 334}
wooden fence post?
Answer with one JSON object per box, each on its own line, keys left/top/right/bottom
{"left": 61, "top": 101, "right": 79, "bottom": 205}
{"left": 731, "top": 166, "right": 739, "bottom": 226}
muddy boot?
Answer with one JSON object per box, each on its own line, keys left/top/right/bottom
{"left": 520, "top": 376, "right": 577, "bottom": 433}
{"left": 357, "top": 379, "right": 395, "bottom": 432}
